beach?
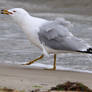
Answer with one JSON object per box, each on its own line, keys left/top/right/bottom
{"left": 0, "top": 0, "right": 92, "bottom": 92}
{"left": 0, "top": 63, "right": 91, "bottom": 91}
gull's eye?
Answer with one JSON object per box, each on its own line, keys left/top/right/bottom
{"left": 13, "top": 10, "right": 16, "bottom": 12}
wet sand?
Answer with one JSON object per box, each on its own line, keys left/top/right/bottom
{"left": 0, "top": 63, "right": 91, "bottom": 91}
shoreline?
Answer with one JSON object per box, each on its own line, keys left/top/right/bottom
{"left": 0, "top": 63, "right": 91, "bottom": 91}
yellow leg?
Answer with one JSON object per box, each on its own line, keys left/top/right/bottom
{"left": 23, "top": 54, "right": 44, "bottom": 65}
{"left": 44, "top": 54, "right": 56, "bottom": 70}
{"left": 53, "top": 54, "right": 56, "bottom": 70}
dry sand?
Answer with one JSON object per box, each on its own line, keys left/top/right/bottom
{"left": 0, "top": 63, "right": 91, "bottom": 92}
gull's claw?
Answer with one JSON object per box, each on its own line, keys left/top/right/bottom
{"left": 44, "top": 68, "right": 56, "bottom": 71}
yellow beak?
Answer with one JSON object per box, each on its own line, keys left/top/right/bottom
{"left": 1, "top": 9, "right": 12, "bottom": 15}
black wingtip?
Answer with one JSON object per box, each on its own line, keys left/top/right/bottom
{"left": 86, "top": 48, "right": 92, "bottom": 53}
{"left": 77, "top": 48, "right": 92, "bottom": 54}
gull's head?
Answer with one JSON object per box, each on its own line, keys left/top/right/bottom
{"left": 1, "top": 8, "right": 30, "bottom": 24}
{"left": 1, "top": 8, "right": 28, "bottom": 16}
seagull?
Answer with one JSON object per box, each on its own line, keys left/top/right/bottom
{"left": 1, "top": 8, "right": 92, "bottom": 70}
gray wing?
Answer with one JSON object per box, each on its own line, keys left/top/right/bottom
{"left": 38, "top": 22, "right": 89, "bottom": 52}
{"left": 55, "top": 18, "right": 73, "bottom": 28}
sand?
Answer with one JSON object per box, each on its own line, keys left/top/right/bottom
{"left": 0, "top": 63, "right": 91, "bottom": 92}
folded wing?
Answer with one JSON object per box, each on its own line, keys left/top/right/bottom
{"left": 38, "top": 21, "right": 90, "bottom": 52}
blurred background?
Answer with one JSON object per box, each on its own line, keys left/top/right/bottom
{"left": 0, "top": 0, "right": 92, "bottom": 73}
{"left": 0, "top": 0, "right": 92, "bottom": 15}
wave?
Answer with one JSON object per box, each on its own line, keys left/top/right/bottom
{"left": 3, "top": 60, "right": 92, "bottom": 74}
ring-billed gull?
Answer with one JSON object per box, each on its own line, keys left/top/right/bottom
{"left": 1, "top": 8, "right": 92, "bottom": 70}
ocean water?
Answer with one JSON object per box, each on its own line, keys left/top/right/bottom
{"left": 0, "top": 13, "right": 92, "bottom": 73}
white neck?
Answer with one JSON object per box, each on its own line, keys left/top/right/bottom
{"left": 11, "top": 12, "right": 47, "bottom": 48}
{"left": 12, "top": 13, "right": 47, "bottom": 32}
